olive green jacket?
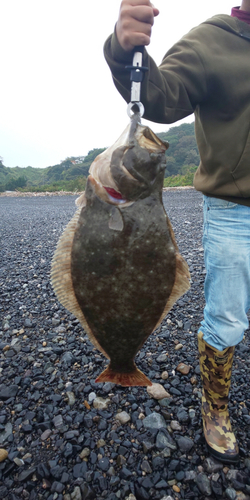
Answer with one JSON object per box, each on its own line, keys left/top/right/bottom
{"left": 104, "top": 15, "right": 250, "bottom": 205}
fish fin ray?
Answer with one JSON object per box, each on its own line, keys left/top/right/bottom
{"left": 166, "top": 215, "right": 179, "bottom": 251}
{"left": 95, "top": 366, "right": 152, "bottom": 387}
{"left": 109, "top": 207, "right": 124, "bottom": 231}
{"left": 51, "top": 207, "right": 108, "bottom": 357}
{"left": 156, "top": 252, "right": 191, "bottom": 328}
{"left": 75, "top": 192, "right": 86, "bottom": 208}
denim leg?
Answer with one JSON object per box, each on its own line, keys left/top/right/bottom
{"left": 199, "top": 196, "right": 250, "bottom": 351}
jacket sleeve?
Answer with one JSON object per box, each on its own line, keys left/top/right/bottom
{"left": 104, "top": 28, "right": 208, "bottom": 124}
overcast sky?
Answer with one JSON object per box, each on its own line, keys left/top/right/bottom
{"left": 0, "top": 0, "right": 232, "bottom": 168}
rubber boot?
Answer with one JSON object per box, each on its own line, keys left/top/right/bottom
{"left": 198, "top": 331, "right": 239, "bottom": 464}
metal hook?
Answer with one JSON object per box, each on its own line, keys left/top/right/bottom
{"left": 126, "top": 47, "right": 147, "bottom": 120}
{"left": 127, "top": 102, "right": 145, "bottom": 118}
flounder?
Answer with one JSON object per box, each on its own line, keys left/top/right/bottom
{"left": 51, "top": 115, "right": 190, "bottom": 386}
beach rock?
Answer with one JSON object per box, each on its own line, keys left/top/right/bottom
{"left": 147, "top": 383, "right": 171, "bottom": 400}
{"left": 93, "top": 397, "right": 111, "bottom": 410}
{"left": 115, "top": 411, "right": 130, "bottom": 424}
{"left": 143, "top": 412, "right": 167, "bottom": 430}
{"left": 176, "top": 362, "right": 191, "bottom": 375}
{"left": 0, "top": 449, "right": 8, "bottom": 462}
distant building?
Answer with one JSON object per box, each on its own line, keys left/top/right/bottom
{"left": 70, "top": 156, "right": 85, "bottom": 165}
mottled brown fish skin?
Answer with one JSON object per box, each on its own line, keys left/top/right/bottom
{"left": 71, "top": 176, "right": 176, "bottom": 383}
{"left": 51, "top": 118, "right": 190, "bottom": 386}
{"left": 198, "top": 332, "right": 239, "bottom": 463}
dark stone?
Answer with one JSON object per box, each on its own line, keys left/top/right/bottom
{"left": 203, "top": 457, "right": 223, "bottom": 473}
{"left": 155, "top": 479, "right": 168, "bottom": 489}
{"left": 61, "top": 472, "right": 70, "bottom": 483}
{"left": 52, "top": 347, "right": 63, "bottom": 355}
{"left": 237, "top": 471, "right": 250, "bottom": 485}
{"left": 63, "top": 442, "right": 73, "bottom": 458}
{"left": 80, "top": 483, "right": 96, "bottom": 500}
{"left": 36, "top": 463, "right": 50, "bottom": 479}
{"left": 177, "top": 436, "right": 194, "bottom": 453}
{"left": 90, "top": 451, "right": 97, "bottom": 464}
{"left": 50, "top": 465, "right": 65, "bottom": 480}
{"left": 18, "top": 467, "right": 37, "bottom": 482}
{"left": 50, "top": 394, "right": 62, "bottom": 403}
{"left": 98, "top": 476, "right": 108, "bottom": 489}
{"left": 119, "top": 467, "right": 132, "bottom": 479}
{"left": 83, "top": 416, "right": 93, "bottom": 429}
{"left": 22, "top": 424, "right": 33, "bottom": 433}
{"left": 141, "top": 477, "right": 154, "bottom": 490}
{"left": 73, "top": 462, "right": 87, "bottom": 478}
{"left": 61, "top": 352, "right": 75, "bottom": 365}
{"left": 177, "top": 409, "right": 189, "bottom": 423}
{"left": 134, "top": 484, "right": 150, "bottom": 500}
{"left": 24, "top": 319, "right": 32, "bottom": 328}
{"left": 142, "top": 438, "right": 155, "bottom": 454}
{"left": 231, "top": 479, "right": 246, "bottom": 490}
{"left": 196, "top": 473, "right": 212, "bottom": 496}
{"left": 0, "top": 385, "right": 19, "bottom": 400}
{"left": 168, "top": 459, "right": 180, "bottom": 471}
{"left": 35, "top": 421, "right": 51, "bottom": 431}
{"left": 211, "top": 479, "right": 223, "bottom": 497}
{"left": 176, "top": 470, "right": 185, "bottom": 481}
{"left": 156, "top": 429, "right": 177, "bottom": 451}
{"left": 51, "top": 481, "right": 64, "bottom": 493}
{"left": 98, "top": 457, "right": 110, "bottom": 471}
{"left": 0, "top": 486, "right": 8, "bottom": 498}
{"left": 85, "top": 471, "right": 94, "bottom": 483}
{"left": 152, "top": 456, "right": 165, "bottom": 470}
{"left": 110, "top": 476, "right": 120, "bottom": 486}
{"left": 169, "top": 387, "right": 182, "bottom": 396}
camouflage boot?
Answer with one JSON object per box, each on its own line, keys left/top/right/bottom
{"left": 198, "top": 331, "right": 239, "bottom": 463}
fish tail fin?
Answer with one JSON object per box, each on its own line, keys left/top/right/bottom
{"left": 95, "top": 366, "right": 152, "bottom": 387}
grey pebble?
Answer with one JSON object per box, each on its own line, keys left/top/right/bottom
{"left": 196, "top": 472, "right": 212, "bottom": 496}
{"left": 143, "top": 412, "right": 167, "bottom": 430}
{"left": 177, "top": 436, "right": 194, "bottom": 453}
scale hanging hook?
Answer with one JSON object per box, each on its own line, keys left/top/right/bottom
{"left": 126, "top": 46, "right": 148, "bottom": 118}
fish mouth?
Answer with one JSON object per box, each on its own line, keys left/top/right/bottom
{"left": 88, "top": 175, "right": 129, "bottom": 205}
{"left": 103, "top": 186, "right": 125, "bottom": 202}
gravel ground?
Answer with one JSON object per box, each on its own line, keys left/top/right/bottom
{"left": 0, "top": 190, "right": 250, "bottom": 500}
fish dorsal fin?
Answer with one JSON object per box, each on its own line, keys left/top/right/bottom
{"left": 51, "top": 207, "right": 108, "bottom": 358}
{"left": 155, "top": 252, "right": 190, "bottom": 328}
{"left": 155, "top": 217, "right": 191, "bottom": 328}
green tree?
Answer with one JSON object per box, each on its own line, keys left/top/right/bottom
{"left": 5, "top": 176, "right": 27, "bottom": 190}
{"left": 184, "top": 149, "right": 200, "bottom": 167}
{"left": 165, "top": 156, "right": 177, "bottom": 177}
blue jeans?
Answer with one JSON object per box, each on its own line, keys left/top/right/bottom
{"left": 198, "top": 195, "right": 250, "bottom": 351}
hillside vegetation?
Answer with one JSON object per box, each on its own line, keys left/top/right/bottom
{"left": 0, "top": 122, "right": 199, "bottom": 192}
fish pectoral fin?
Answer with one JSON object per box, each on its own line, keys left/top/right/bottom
{"left": 156, "top": 252, "right": 191, "bottom": 328}
{"left": 95, "top": 365, "right": 152, "bottom": 387}
{"left": 75, "top": 192, "right": 86, "bottom": 208}
{"left": 108, "top": 207, "right": 124, "bottom": 231}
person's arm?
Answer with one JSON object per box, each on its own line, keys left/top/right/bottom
{"left": 104, "top": 1, "right": 207, "bottom": 124}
